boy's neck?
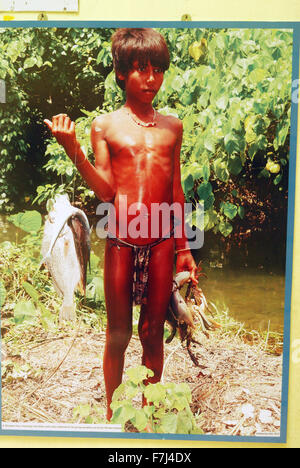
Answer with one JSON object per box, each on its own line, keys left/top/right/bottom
{"left": 124, "top": 97, "right": 154, "bottom": 120}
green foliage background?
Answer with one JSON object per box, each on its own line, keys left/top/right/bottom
{"left": 0, "top": 27, "right": 293, "bottom": 255}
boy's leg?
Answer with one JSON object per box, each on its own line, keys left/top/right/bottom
{"left": 138, "top": 237, "right": 174, "bottom": 394}
{"left": 103, "top": 240, "right": 134, "bottom": 420}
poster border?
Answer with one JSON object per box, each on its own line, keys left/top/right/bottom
{"left": 0, "top": 19, "right": 299, "bottom": 444}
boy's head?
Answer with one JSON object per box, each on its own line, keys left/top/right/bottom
{"left": 111, "top": 28, "right": 170, "bottom": 90}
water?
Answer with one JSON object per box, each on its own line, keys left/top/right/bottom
{"left": 197, "top": 265, "right": 285, "bottom": 334}
{"left": 0, "top": 215, "right": 285, "bottom": 334}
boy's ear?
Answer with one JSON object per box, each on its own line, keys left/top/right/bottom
{"left": 116, "top": 71, "right": 126, "bottom": 81}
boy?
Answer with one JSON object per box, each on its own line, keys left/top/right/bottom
{"left": 44, "top": 28, "right": 198, "bottom": 421}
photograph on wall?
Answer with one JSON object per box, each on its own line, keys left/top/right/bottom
{"left": 0, "top": 21, "right": 298, "bottom": 442}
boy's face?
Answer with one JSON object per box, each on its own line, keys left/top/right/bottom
{"left": 119, "top": 60, "right": 164, "bottom": 104}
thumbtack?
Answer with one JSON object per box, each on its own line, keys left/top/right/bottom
{"left": 38, "top": 12, "right": 48, "bottom": 21}
{"left": 181, "top": 14, "right": 192, "bottom": 21}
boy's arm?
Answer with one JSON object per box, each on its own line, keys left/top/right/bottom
{"left": 173, "top": 119, "right": 198, "bottom": 284}
{"left": 44, "top": 114, "right": 116, "bottom": 202}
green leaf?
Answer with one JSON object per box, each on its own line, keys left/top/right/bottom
{"left": 176, "top": 412, "right": 193, "bottom": 434}
{"left": 126, "top": 365, "right": 153, "bottom": 386}
{"left": 23, "top": 282, "right": 40, "bottom": 302}
{"left": 274, "top": 120, "right": 290, "bottom": 150}
{"left": 197, "top": 182, "right": 212, "bottom": 201}
{"left": 171, "top": 75, "right": 185, "bottom": 92}
{"left": 188, "top": 162, "right": 202, "bottom": 180}
{"left": 228, "top": 155, "right": 243, "bottom": 175}
{"left": 204, "top": 134, "right": 216, "bottom": 153}
{"left": 111, "top": 383, "right": 126, "bottom": 402}
{"left": 213, "top": 158, "right": 229, "bottom": 182}
{"left": 238, "top": 205, "right": 245, "bottom": 219}
{"left": 132, "top": 409, "right": 149, "bottom": 432}
{"left": 202, "top": 163, "right": 210, "bottom": 182}
{"left": 8, "top": 210, "right": 42, "bottom": 233}
{"left": 248, "top": 142, "right": 259, "bottom": 161}
{"left": 144, "top": 383, "right": 166, "bottom": 405}
{"left": 249, "top": 68, "right": 267, "bottom": 84}
{"left": 204, "top": 210, "right": 218, "bottom": 230}
{"left": 40, "top": 304, "right": 56, "bottom": 332}
{"left": 24, "top": 57, "right": 37, "bottom": 69}
{"left": 274, "top": 174, "right": 282, "bottom": 186}
{"left": 216, "top": 96, "right": 228, "bottom": 111}
{"left": 159, "top": 413, "right": 178, "bottom": 434}
{"left": 73, "top": 404, "right": 91, "bottom": 420}
{"left": 86, "top": 277, "right": 104, "bottom": 302}
{"left": 184, "top": 174, "right": 194, "bottom": 193}
{"left": 222, "top": 202, "right": 238, "bottom": 220}
{"left": 224, "top": 133, "right": 240, "bottom": 155}
{"left": 219, "top": 220, "right": 233, "bottom": 237}
{"left": 14, "top": 300, "right": 38, "bottom": 325}
{"left": 110, "top": 402, "right": 136, "bottom": 427}
{"left": 125, "top": 381, "right": 140, "bottom": 400}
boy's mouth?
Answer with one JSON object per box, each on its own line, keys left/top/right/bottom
{"left": 143, "top": 89, "right": 156, "bottom": 94}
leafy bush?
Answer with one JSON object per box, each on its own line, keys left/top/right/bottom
{"left": 0, "top": 27, "right": 113, "bottom": 211}
{"left": 110, "top": 365, "right": 203, "bottom": 434}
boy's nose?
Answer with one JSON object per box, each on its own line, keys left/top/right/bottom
{"left": 147, "top": 72, "right": 155, "bottom": 83}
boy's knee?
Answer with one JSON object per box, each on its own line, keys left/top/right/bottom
{"left": 107, "top": 328, "right": 132, "bottom": 352}
{"left": 139, "top": 321, "right": 164, "bottom": 348}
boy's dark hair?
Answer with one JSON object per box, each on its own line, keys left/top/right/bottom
{"left": 111, "top": 28, "right": 170, "bottom": 90}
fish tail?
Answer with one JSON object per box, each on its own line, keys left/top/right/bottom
{"left": 59, "top": 303, "right": 76, "bottom": 322}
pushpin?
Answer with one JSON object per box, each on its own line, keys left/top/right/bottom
{"left": 181, "top": 14, "right": 192, "bottom": 21}
{"left": 38, "top": 13, "right": 48, "bottom": 20}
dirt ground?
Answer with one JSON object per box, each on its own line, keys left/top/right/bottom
{"left": 1, "top": 324, "right": 283, "bottom": 438}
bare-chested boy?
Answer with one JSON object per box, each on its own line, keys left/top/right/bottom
{"left": 44, "top": 28, "right": 198, "bottom": 421}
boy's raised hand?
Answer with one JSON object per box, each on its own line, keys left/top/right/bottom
{"left": 44, "top": 114, "right": 77, "bottom": 152}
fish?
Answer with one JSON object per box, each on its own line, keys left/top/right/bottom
{"left": 40, "top": 194, "right": 91, "bottom": 322}
{"left": 165, "top": 269, "right": 221, "bottom": 366}
{"left": 170, "top": 271, "right": 195, "bottom": 328}
{"left": 166, "top": 271, "right": 194, "bottom": 345}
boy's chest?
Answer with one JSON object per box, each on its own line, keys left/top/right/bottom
{"left": 107, "top": 124, "right": 177, "bottom": 160}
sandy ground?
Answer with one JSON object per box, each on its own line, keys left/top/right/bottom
{"left": 1, "top": 324, "right": 282, "bottom": 438}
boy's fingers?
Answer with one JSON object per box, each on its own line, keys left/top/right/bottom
{"left": 52, "top": 115, "right": 58, "bottom": 132}
{"left": 58, "top": 114, "right": 64, "bottom": 130}
{"left": 44, "top": 119, "right": 53, "bottom": 130}
{"left": 63, "top": 116, "right": 71, "bottom": 131}
{"left": 70, "top": 121, "right": 75, "bottom": 133}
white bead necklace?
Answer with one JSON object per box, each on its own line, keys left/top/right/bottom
{"left": 123, "top": 106, "right": 157, "bottom": 127}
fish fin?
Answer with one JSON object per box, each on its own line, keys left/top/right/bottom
{"left": 68, "top": 215, "right": 90, "bottom": 294}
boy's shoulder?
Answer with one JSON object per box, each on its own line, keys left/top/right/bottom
{"left": 157, "top": 112, "right": 183, "bottom": 132}
{"left": 91, "top": 109, "right": 122, "bottom": 135}
{"left": 92, "top": 109, "right": 120, "bottom": 125}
